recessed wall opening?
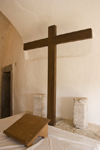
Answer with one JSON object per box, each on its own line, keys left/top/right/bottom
{"left": 1, "top": 65, "right": 13, "bottom": 118}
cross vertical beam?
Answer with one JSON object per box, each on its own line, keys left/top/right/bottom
{"left": 48, "top": 25, "right": 56, "bottom": 125}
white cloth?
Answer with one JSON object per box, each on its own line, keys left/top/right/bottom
{"left": 0, "top": 113, "right": 100, "bottom": 150}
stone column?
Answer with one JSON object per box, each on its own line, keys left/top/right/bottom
{"left": 73, "top": 97, "right": 88, "bottom": 129}
{"left": 32, "top": 93, "right": 47, "bottom": 118}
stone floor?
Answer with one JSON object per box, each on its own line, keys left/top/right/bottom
{"left": 55, "top": 119, "right": 100, "bottom": 141}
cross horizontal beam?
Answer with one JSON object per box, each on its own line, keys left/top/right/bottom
{"left": 24, "top": 28, "right": 92, "bottom": 50}
{"left": 24, "top": 38, "right": 48, "bottom": 50}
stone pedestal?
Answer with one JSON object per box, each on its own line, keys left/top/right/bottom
{"left": 32, "top": 93, "right": 47, "bottom": 118}
{"left": 73, "top": 97, "right": 88, "bottom": 129}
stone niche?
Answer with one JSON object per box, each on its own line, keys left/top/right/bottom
{"left": 73, "top": 97, "right": 88, "bottom": 129}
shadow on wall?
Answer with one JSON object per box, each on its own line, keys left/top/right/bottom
{"left": 17, "top": 93, "right": 34, "bottom": 114}
{"left": 24, "top": 39, "right": 92, "bottom": 61}
{"left": 57, "top": 97, "right": 74, "bottom": 120}
{"left": 23, "top": 95, "right": 74, "bottom": 120}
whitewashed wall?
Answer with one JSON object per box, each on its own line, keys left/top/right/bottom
{"left": 0, "top": 0, "right": 100, "bottom": 124}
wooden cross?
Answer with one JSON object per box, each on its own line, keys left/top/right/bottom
{"left": 24, "top": 25, "right": 92, "bottom": 126}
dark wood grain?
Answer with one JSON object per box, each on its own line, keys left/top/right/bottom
{"left": 54, "top": 28, "right": 92, "bottom": 45}
{"left": 4, "top": 113, "right": 50, "bottom": 147}
{"left": 47, "top": 25, "right": 56, "bottom": 125}
{"left": 24, "top": 38, "right": 48, "bottom": 50}
{"left": 24, "top": 28, "right": 92, "bottom": 50}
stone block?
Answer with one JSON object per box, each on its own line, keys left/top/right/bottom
{"left": 73, "top": 97, "right": 88, "bottom": 129}
{"left": 32, "top": 93, "right": 47, "bottom": 118}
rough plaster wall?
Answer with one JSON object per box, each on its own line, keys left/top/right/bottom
{"left": 2, "top": 27, "right": 47, "bottom": 115}
{"left": 0, "top": 0, "right": 100, "bottom": 124}
{"left": 0, "top": 12, "right": 10, "bottom": 116}
{"left": 2, "top": 24, "right": 23, "bottom": 115}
